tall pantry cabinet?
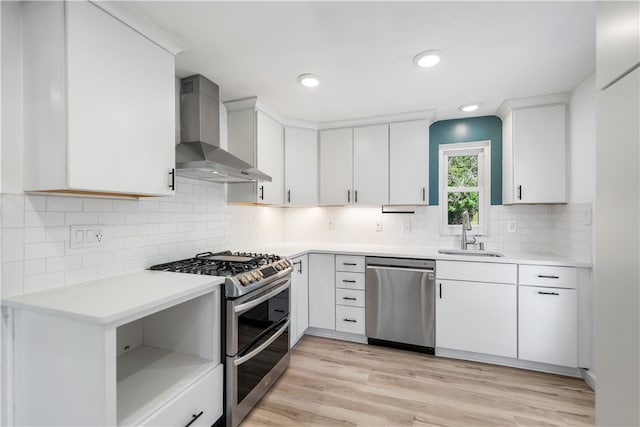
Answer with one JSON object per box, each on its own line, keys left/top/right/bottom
{"left": 594, "top": 1, "right": 640, "bottom": 425}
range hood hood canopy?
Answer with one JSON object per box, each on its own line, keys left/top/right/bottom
{"left": 175, "top": 75, "right": 271, "bottom": 183}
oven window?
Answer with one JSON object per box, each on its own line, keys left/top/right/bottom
{"left": 237, "top": 324, "right": 289, "bottom": 404}
{"left": 237, "top": 288, "right": 289, "bottom": 354}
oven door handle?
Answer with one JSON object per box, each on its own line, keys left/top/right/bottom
{"left": 234, "top": 318, "right": 290, "bottom": 367}
{"left": 233, "top": 278, "right": 291, "bottom": 314}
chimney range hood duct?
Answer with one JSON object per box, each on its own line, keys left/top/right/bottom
{"left": 175, "top": 75, "right": 271, "bottom": 183}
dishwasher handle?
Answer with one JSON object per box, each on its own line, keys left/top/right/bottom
{"left": 366, "top": 265, "right": 434, "bottom": 274}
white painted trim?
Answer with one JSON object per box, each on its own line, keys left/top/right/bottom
{"left": 305, "top": 328, "right": 367, "bottom": 344}
{"left": 318, "top": 110, "right": 436, "bottom": 130}
{"left": 496, "top": 92, "right": 570, "bottom": 119}
{"left": 90, "top": 1, "right": 186, "bottom": 55}
{"left": 436, "top": 347, "right": 582, "bottom": 378}
{"left": 281, "top": 119, "right": 319, "bottom": 130}
{"left": 223, "top": 97, "right": 284, "bottom": 124}
{"left": 581, "top": 368, "right": 595, "bottom": 390}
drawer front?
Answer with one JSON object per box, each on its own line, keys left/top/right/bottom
{"left": 139, "top": 364, "right": 223, "bottom": 427}
{"left": 336, "top": 288, "right": 365, "bottom": 308}
{"left": 335, "top": 271, "right": 365, "bottom": 290}
{"left": 335, "top": 255, "right": 365, "bottom": 273}
{"left": 519, "top": 265, "right": 577, "bottom": 289}
{"left": 437, "top": 260, "right": 517, "bottom": 284}
{"left": 335, "top": 305, "right": 366, "bottom": 334}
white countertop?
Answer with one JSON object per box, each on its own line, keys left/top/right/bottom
{"left": 243, "top": 242, "right": 591, "bottom": 267}
{"left": 2, "top": 271, "right": 224, "bottom": 326}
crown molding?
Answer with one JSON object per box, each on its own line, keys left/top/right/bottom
{"left": 496, "top": 92, "right": 571, "bottom": 119}
{"left": 318, "top": 110, "right": 436, "bottom": 130}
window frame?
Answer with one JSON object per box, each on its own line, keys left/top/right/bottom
{"left": 439, "top": 141, "right": 491, "bottom": 236}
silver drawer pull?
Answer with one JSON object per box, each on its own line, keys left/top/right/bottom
{"left": 537, "top": 291, "right": 560, "bottom": 296}
{"left": 537, "top": 275, "right": 560, "bottom": 279}
{"left": 343, "top": 318, "right": 357, "bottom": 323}
{"left": 342, "top": 297, "right": 357, "bottom": 301}
{"left": 342, "top": 279, "right": 357, "bottom": 283}
{"left": 343, "top": 263, "right": 357, "bottom": 266}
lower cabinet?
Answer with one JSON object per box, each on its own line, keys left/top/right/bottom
{"left": 290, "top": 254, "right": 309, "bottom": 347}
{"left": 308, "top": 253, "right": 335, "bottom": 330}
{"left": 518, "top": 286, "right": 578, "bottom": 367}
{"left": 335, "top": 305, "right": 366, "bottom": 335}
{"left": 436, "top": 280, "right": 517, "bottom": 358}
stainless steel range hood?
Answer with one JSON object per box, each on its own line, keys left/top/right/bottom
{"left": 175, "top": 75, "right": 271, "bottom": 183}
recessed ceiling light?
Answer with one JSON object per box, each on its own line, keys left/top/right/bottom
{"left": 297, "top": 73, "right": 320, "bottom": 88}
{"left": 413, "top": 50, "right": 442, "bottom": 68}
{"left": 459, "top": 103, "right": 483, "bottom": 112}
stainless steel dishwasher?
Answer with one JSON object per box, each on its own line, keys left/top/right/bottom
{"left": 365, "top": 257, "right": 436, "bottom": 354}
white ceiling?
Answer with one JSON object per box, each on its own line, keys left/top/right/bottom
{"left": 127, "top": 1, "right": 595, "bottom": 123}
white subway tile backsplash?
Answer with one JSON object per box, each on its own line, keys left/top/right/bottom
{"left": 24, "top": 228, "right": 45, "bottom": 244}
{"left": 24, "top": 271, "right": 65, "bottom": 294}
{"left": 46, "top": 255, "right": 82, "bottom": 273}
{"left": 25, "top": 195, "right": 46, "bottom": 212}
{"left": 2, "top": 195, "right": 25, "bottom": 228}
{"left": 65, "top": 212, "right": 99, "bottom": 226}
{"left": 2, "top": 228, "right": 24, "bottom": 262}
{"left": 25, "top": 211, "right": 65, "bottom": 228}
{"left": 24, "top": 259, "right": 46, "bottom": 276}
{"left": 24, "top": 242, "right": 65, "bottom": 260}
{"left": 83, "top": 199, "right": 113, "bottom": 212}
{"left": 47, "top": 196, "right": 82, "bottom": 212}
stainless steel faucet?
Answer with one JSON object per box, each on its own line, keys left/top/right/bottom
{"left": 460, "top": 210, "right": 476, "bottom": 250}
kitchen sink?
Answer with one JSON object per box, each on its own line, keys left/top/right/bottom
{"left": 438, "top": 249, "right": 504, "bottom": 257}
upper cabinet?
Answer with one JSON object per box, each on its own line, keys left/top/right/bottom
{"left": 284, "top": 127, "right": 318, "bottom": 205}
{"left": 225, "top": 99, "right": 284, "bottom": 205}
{"left": 596, "top": 1, "right": 640, "bottom": 90}
{"left": 319, "top": 125, "right": 389, "bottom": 205}
{"left": 389, "top": 120, "right": 429, "bottom": 205}
{"left": 500, "top": 95, "right": 569, "bottom": 204}
{"left": 22, "top": 1, "right": 177, "bottom": 197}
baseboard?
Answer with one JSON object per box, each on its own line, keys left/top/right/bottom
{"left": 305, "top": 327, "right": 367, "bottom": 344}
{"left": 581, "top": 368, "right": 596, "bottom": 390}
{"left": 436, "top": 347, "right": 582, "bottom": 378}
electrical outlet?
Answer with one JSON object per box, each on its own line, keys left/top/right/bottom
{"left": 375, "top": 219, "right": 383, "bottom": 232}
{"left": 70, "top": 225, "right": 105, "bottom": 248}
{"left": 403, "top": 220, "right": 411, "bottom": 232}
{"left": 507, "top": 220, "right": 517, "bottom": 233}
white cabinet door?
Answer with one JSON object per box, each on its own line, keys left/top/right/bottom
{"left": 519, "top": 286, "right": 577, "bottom": 367}
{"left": 511, "top": 105, "right": 567, "bottom": 204}
{"left": 257, "top": 111, "right": 284, "bottom": 204}
{"left": 436, "top": 280, "right": 517, "bottom": 358}
{"left": 290, "top": 255, "right": 309, "bottom": 346}
{"left": 23, "top": 1, "right": 176, "bottom": 197}
{"left": 353, "top": 124, "right": 389, "bottom": 205}
{"left": 308, "top": 254, "right": 335, "bottom": 330}
{"left": 284, "top": 127, "right": 318, "bottom": 205}
{"left": 319, "top": 128, "right": 353, "bottom": 205}
{"left": 389, "top": 120, "right": 429, "bottom": 205}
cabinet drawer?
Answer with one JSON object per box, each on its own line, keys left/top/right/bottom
{"left": 335, "top": 272, "right": 365, "bottom": 290}
{"left": 335, "top": 306, "right": 366, "bottom": 334}
{"left": 436, "top": 260, "right": 517, "bottom": 284}
{"left": 336, "top": 289, "right": 365, "bottom": 308}
{"left": 139, "top": 364, "right": 223, "bottom": 427}
{"left": 336, "top": 255, "right": 365, "bottom": 273}
{"left": 519, "top": 265, "right": 577, "bottom": 289}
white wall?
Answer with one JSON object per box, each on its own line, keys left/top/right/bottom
{"left": 569, "top": 75, "right": 596, "bottom": 204}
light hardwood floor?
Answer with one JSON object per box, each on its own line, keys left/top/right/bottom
{"left": 241, "top": 336, "right": 594, "bottom": 426}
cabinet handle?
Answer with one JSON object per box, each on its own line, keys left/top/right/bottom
{"left": 439, "top": 283, "right": 442, "bottom": 299}
{"left": 422, "top": 187, "right": 426, "bottom": 202}
{"left": 342, "top": 296, "right": 357, "bottom": 301}
{"left": 273, "top": 309, "right": 285, "bottom": 313}
{"left": 517, "top": 185, "right": 522, "bottom": 200}
{"left": 537, "top": 275, "right": 560, "bottom": 279}
{"left": 169, "top": 168, "right": 176, "bottom": 191}
{"left": 293, "top": 260, "right": 302, "bottom": 274}
{"left": 347, "top": 190, "right": 351, "bottom": 203}
{"left": 343, "top": 263, "right": 357, "bottom": 266}
{"left": 184, "top": 411, "right": 204, "bottom": 427}
{"left": 259, "top": 185, "right": 264, "bottom": 201}
{"left": 343, "top": 318, "right": 357, "bottom": 323}
{"left": 287, "top": 190, "right": 291, "bottom": 203}
{"left": 355, "top": 190, "right": 358, "bottom": 203}
{"left": 342, "top": 280, "right": 357, "bottom": 283}
{"left": 537, "top": 291, "right": 560, "bottom": 296}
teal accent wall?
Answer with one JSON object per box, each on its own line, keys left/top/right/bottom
{"left": 429, "top": 116, "right": 503, "bottom": 205}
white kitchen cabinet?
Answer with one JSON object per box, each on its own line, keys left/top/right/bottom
{"left": 290, "top": 255, "right": 309, "bottom": 347}
{"left": 353, "top": 124, "right": 389, "bottom": 205}
{"left": 284, "top": 127, "right": 318, "bottom": 205}
{"left": 436, "top": 279, "right": 517, "bottom": 358}
{"left": 335, "top": 306, "right": 366, "bottom": 335}
{"left": 226, "top": 100, "right": 284, "bottom": 204}
{"left": 389, "top": 120, "right": 429, "bottom": 205}
{"left": 596, "top": 1, "right": 640, "bottom": 90}
{"left": 502, "top": 102, "right": 568, "bottom": 204}
{"left": 518, "top": 286, "right": 577, "bottom": 367}
{"left": 319, "top": 125, "right": 389, "bottom": 205}
{"left": 3, "top": 272, "right": 223, "bottom": 426}
{"left": 334, "top": 255, "right": 366, "bottom": 336}
{"left": 319, "top": 128, "right": 353, "bottom": 205}
{"left": 308, "top": 254, "right": 335, "bottom": 330}
{"left": 22, "top": 1, "right": 176, "bottom": 198}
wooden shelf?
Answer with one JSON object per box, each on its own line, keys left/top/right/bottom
{"left": 117, "top": 345, "right": 215, "bottom": 426}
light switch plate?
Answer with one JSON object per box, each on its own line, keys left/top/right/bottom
{"left": 507, "top": 220, "right": 517, "bottom": 233}
{"left": 70, "top": 225, "right": 105, "bottom": 248}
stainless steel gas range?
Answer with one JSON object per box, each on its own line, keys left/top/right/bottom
{"left": 150, "top": 251, "right": 293, "bottom": 427}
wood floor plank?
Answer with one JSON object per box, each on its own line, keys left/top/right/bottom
{"left": 241, "top": 336, "right": 594, "bottom": 426}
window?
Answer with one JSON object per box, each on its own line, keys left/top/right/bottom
{"left": 439, "top": 141, "right": 491, "bottom": 235}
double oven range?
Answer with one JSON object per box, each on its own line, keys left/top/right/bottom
{"left": 150, "top": 251, "right": 293, "bottom": 427}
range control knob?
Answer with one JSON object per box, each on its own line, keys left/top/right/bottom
{"left": 275, "top": 263, "right": 283, "bottom": 271}
{"left": 239, "top": 274, "right": 250, "bottom": 286}
{"left": 251, "top": 271, "right": 261, "bottom": 281}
